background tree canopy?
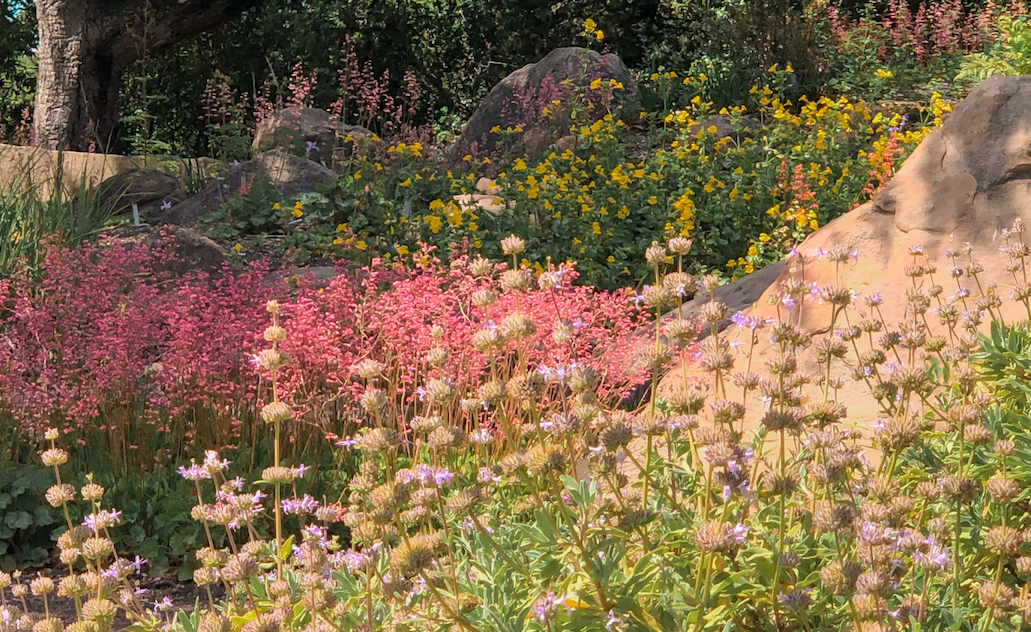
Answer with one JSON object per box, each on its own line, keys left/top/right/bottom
{"left": 2, "top": 0, "right": 816, "bottom": 154}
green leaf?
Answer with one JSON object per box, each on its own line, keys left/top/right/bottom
{"left": 4, "top": 510, "right": 31, "bottom": 530}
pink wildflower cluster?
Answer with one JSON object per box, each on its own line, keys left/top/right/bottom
{"left": 287, "top": 62, "right": 318, "bottom": 109}
{"left": 331, "top": 36, "right": 424, "bottom": 136}
{"left": 828, "top": 0, "right": 1020, "bottom": 61}
{"left": 1, "top": 240, "right": 647, "bottom": 469}
{"left": 0, "top": 237, "right": 274, "bottom": 469}
{"left": 277, "top": 250, "right": 649, "bottom": 432}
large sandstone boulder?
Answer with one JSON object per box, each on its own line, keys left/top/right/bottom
{"left": 453, "top": 47, "right": 639, "bottom": 160}
{"left": 97, "top": 167, "right": 185, "bottom": 216}
{"left": 153, "top": 150, "right": 336, "bottom": 226}
{"left": 662, "top": 75, "right": 1031, "bottom": 436}
{"left": 253, "top": 108, "right": 372, "bottom": 163}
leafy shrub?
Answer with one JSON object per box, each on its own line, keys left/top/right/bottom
{"left": 238, "top": 71, "right": 947, "bottom": 290}
{"left": 958, "top": 13, "right": 1031, "bottom": 82}
{"left": 0, "top": 467, "right": 60, "bottom": 570}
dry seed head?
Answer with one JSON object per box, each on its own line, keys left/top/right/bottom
{"left": 260, "top": 401, "right": 293, "bottom": 425}
{"left": 568, "top": 366, "right": 599, "bottom": 393}
{"left": 427, "top": 425, "right": 465, "bottom": 449}
{"left": 359, "top": 386, "right": 388, "bottom": 412}
{"left": 461, "top": 397, "right": 484, "bottom": 414}
{"left": 262, "top": 466, "right": 299, "bottom": 484}
{"left": 424, "top": 378, "right": 455, "bottom": 404}
{"left": 663, "top": 318, "right": 697, "bottom": 341}
{"left": 221, "top": 554, "right": 259, "bottom": 582}
{"left": 446, "top": 488, "right": 483, "bottom": 514}
{"left": 265, "top": 300, "right": 281, "bottom": 315}
{"left": 699, "top": 301, "right": 728, "bottom": 325}
{"left": 642, "top": 284, "right": 676, "bottom": 309}
{"left": 468, "top": 257, "right": 496, "bottom": 279}
{"left": 645, "top": 243, "right": 667, "bottom": 266}
{"left": 353, "top": 359, "right": 388, "bottom": 380}
{"left": 761, "top": 409, "right": 801, "bottom": 432}
{"left": 941, "top": 475, "right": 979, "bottom": 503}
{"left": 198, "top": 614, "right": 231, "bottom": 632}
{"left": 33, "top": 619, "right": 61, "bottom": 632}
{"left": 664, "top": 271, "right": 692, "bottom": 292}
{"left": 963, "top": 424, "right": 994, "bottom": 445}
{"left": 389, "top": 533, "right": 442, "bottom": 578}
{"left": 500, "top": 235, "right": 526, "bottom": 256}
{"left": 708, "top": 399, "right": 746, "bottom": 425}
{"left": 507, "top": 372, "right": 545, "bottom": 402}
{"left": 693, "top": 520, "right": 740, "bottom": 554}
{"left": 600, "top": 421, "right": 634, "bottom": 451}
{"left": 193, "top": 567, "right": 219, "bottom": 587}
{"left": 499, "top": 312, "right": 536, "bottom": 338}
{"left": 499, "top": 269, "right": 533, "bottom": 292}
{"left": 478, "top": 380, "right": 506, "bottom": 405}
{"left": 255, "top": 348, "right": 288, "bottom": 371}
{"left": 28, "top": 577, "right": 53, "bottom": 596}
{"left": 44, "top": 483, "right": 75, "bottom": 507}
{"left": 80, "top": 483, "right": 104, "bottom": 502}
{"left": 851, "top": 594, "right": 888, "bottom": 621}
{"left": 552, "top": 319, "right": 573, "bottom": 343}
{"left": 985, "top": 525, "right": 1024, "bottom": 556}
{"left": 472, "top": 328, "right": 502, "bottom": 352}
{"left": 702, "top": 274, "right": 721, "bottom": 293}
{"left": 977, "top": 581, "right": 1015, "bottom": 611}
{"left": 57, "top": 574, "right": 87, "bottom": 599}
{"left": 986, "top": 477, "right": 1020, "bottom": 503}
{"left": 81, "top": 537, "right": 114, "bottom": 561}
{"left": 39, "top": 448, "right": 68, "bottom": 468}
{"left": 263, "top": 325, "right": 286, "bottom": 342}
{"left": 668, "top": 236, "right": 692, "bottom": 255}
{"left": 995, "top": 440, "right": 1015, "bottom": 457}
{"left": 528, "top": 445, "right": 568, "bottom": 476}
{"left": 471, "top": 289, "right": 498, "bottom": 308}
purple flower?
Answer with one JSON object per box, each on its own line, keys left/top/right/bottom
{"left": 782, "top": 295, "right": 797, "bottom": 310}
{"left": 83, "top": 509, "right": 121, "bottom": 533}
{"left": 282, "top": 494, "right": 319, "bottom": 515}
{"left": 132, "top": 556, "right": 148, "bottom": 574}
{"left": 306, "top": 141, "right": 320, "bottom": 153}
{"left": 478, "top": 467, "right": 501, "bottom": 484}
{"left": 733, "top": 523, "right": 748, "bottom": 544}
{"left": 160, "top": 200, "right": 172, "bottom": 211}
{"left": 178, "top": 463, "right": 207, "bottom": 481}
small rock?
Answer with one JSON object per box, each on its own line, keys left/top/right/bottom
{"left": 154, "top": 150, "right": 335, "bottom": 226}
{"left": 452, "top": 47, "right": 639, "bottom": 160}
{"left": 142, "top": 226, "right": 227, "bottom": 278}
{"left": 253, "top": 108, "right": 372, "bottom": 162}
{"left": 97, "top": 168, "right": 184, "bottom": 216}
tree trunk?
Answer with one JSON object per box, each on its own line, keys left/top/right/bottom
{"left": 33, "top": 0, "right": 263, "bottom": 151}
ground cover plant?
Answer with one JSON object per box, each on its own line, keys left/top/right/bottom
{"left": 0, "top": 228, "right": 1030, "bottom": 630}
{"left": 202, "top": 64, "right": 952, "bottom": 290}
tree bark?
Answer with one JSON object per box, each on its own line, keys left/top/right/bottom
{"left": 33, "top": 0, "right": 263, "bottom": 151}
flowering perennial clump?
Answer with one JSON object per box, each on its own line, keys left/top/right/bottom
{"left": 4, "top": 227, "right": 1031, "bottom": 631}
